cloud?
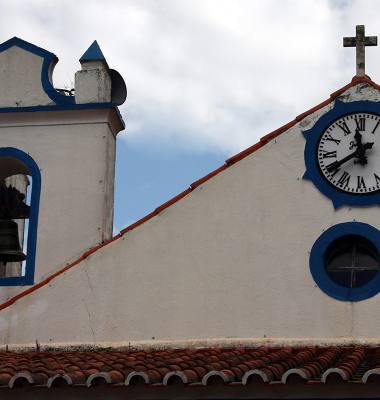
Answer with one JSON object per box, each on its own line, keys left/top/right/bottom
{"left": 2, "top": 0, "right": 380, "bottom": 227}
{"left": 1, "top": 1, "right": 379, "bottom": 158}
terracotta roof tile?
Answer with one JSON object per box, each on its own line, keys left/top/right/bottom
{"left": 0, "top": 346, "right": 379, "bottom": 389}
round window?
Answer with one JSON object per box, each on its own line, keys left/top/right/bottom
{"left": 325, "top": 235, "right": 379, "bottom": 288}
{"left": 310, "top": 223, "right": 380, "bottom": 301}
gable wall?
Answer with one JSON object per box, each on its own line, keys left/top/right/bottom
{"left": 2, "top": 83, "right": 380, "bottom": 346}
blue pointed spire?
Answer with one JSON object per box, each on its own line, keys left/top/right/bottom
{"left": 79, "top": 40, "right": 105, "bottom": 61}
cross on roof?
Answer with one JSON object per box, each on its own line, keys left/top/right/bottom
{"left": 343, "top": 25, "right": 377, "bottom": 77}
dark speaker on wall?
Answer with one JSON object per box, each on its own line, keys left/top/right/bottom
{"left": 109, "top": 69, "right": 127, "bottom": 106}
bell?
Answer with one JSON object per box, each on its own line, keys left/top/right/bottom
{"left": 0, "top": 220, "right": 26, "bottom": 266}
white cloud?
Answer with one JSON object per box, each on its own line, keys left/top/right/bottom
{"left": 4, "top": 0, "right": 380, "bottom": 228}
{"left": 1, "top": 0, "right": 380, "bottom": 157}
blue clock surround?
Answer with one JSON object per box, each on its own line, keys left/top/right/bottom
{"left": 303, "top": 99, "right": 380, "bottom": 209}
{"left": 310, "top": 222, "right": 380, "bottom": 301}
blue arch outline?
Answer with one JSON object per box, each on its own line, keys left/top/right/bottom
{"left": 303, "top": 100, "right": 380, "bottom": 208}
{"left": 0, "top": 37, "right": 74, "bottom": 106}
{"left": 0, "top": 148, "right": 41, "bottom": 286}
{"left": 310, "top": 222, "right": 380, "bottom": 301}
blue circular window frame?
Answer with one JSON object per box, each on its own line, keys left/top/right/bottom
{"left": 0, "top": 148, "right": 41, "bottom": 286}
{"left": 310, "top": 222, "right": 380, "bottom": 301}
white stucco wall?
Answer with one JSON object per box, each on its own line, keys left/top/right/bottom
{"left": 2, "top": 82, "right": 380, "bottom": 346}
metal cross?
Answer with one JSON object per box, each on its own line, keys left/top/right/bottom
{"left": 343, "top": 25, "right": 377, "bottom": 77}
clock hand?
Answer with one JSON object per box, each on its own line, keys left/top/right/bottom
{"left": 354, "top": 128, "right": 372, "bottom": 159}
{"left": 326, "top": 149, "right": 359, "bottom": 172}
{"left": 326, "top": 141, "right": 374, "bottom": 172}
{"left": 354, "top": 129, "right": 363, "bottom": 151}
{"left": 356, "top": 141, "right": 374, "bottom": 165}
{"left": 362, "top": 141, "right": 374, "bottom": 151}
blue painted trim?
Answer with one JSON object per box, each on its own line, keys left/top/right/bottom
{"left": 303, "top": 100, "right": 380, "bottom": 208}
{"left": 0, "top": 148, "right": 41, "bottom": 286}
{"left": 0, "top": 102, "right": 125, "bottom": 128}
{"left": 0, "top": 102, "right": 116, "bottom": 112}
{"left": 80, "top": 40, "right": 105, "bottom": 61}
{"left": 310, "top": 222, "right": 380, "bottom": 301}
{"left": 0, "top": 37, "right": 74, "bottom": 106}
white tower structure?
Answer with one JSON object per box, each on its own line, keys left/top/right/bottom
{"left": 0, "top": 38, "right": 124, "bottom": 294}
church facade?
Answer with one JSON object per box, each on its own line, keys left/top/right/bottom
{"left": 1, "top": 28, "right": 380, "bottom": 399}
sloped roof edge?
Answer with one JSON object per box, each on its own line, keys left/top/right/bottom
{"left": 226, "top": 76, "right": 380, "bottom": 165}
{"left": 0, "top": 76, "right": 378, "bottom": 312}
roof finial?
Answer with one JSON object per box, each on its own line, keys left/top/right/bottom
{"left": 343, "top": 25, "right": 377, "bottom": 77}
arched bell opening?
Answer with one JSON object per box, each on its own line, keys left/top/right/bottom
{"left": 0, "top": 173, "right": 30, "bottom": 277}
{"left": 0, "top": 148, "right": 41, "bottom": 286}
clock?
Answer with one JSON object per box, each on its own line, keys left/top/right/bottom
{"left": 303, "top": 100, "right": 380, "bottom": 208}
{"left": 317, "top": 111, "right": 379, "bottom": 194}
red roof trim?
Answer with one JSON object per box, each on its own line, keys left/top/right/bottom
{"left": 331, "top": 76, "right": 380, "bottom": 97}
{"left": 295, "top": 98, "right": 332, "bottom": 122}
{"left": 191, "top": 165, "right": 227, "bottom": 188}
{"left": 225, "top": 141, "right": 264, "bottom": 166}
{"left": 0, "top": 76, "right": 378, "bottom": 312}
{"left": 83, "top": 234, "right": 122, "bottom": 259}
{"left": 120, "top": 211, "right": 157, "bottom": 235}
{"left": 155, "top": 188, "right": 192, "bottom": 214}
{"left": 226, "top": 76, "right": 379, "bottom": 166}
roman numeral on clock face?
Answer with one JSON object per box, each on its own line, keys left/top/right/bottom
{"left": 337, "top": 121, "right": 351, "bottom": 136}
{"left": 325, "top": 133, "right": 341, "bottom": 145}
{"left": 357, "top": 176, "right": 366, "bottom": 189}
{"left": 372, "top": 121, "right": 380, "bottom": 134}
{"left": 322, "top": 150, "right": 337, "bottom": 158}
{"left": 337, "top": 171, "right": 351, "bottom": 187}
{"left": 330, "top": 167, "right": 341, "bottom": 178}
{"left": 375, "top": 173, "right": 380, "bottom": 185}
{"left": 355, "top": 117, "right": 365, "bottom": 131}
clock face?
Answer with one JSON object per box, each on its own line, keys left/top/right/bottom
{"left": 317, "top": 112, "right": 380, "bottom": 195}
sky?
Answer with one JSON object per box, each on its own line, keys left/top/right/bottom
{"left": 1, "top": 0, "right": 380, "bottom": 233}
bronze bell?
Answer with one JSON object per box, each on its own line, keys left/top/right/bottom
{"left": 0, "top": 220, "right": 26, "bottom": 266}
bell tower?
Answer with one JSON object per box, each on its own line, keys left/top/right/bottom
{"left": 0, "top": 38, "right": 125, "bottom": 292}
